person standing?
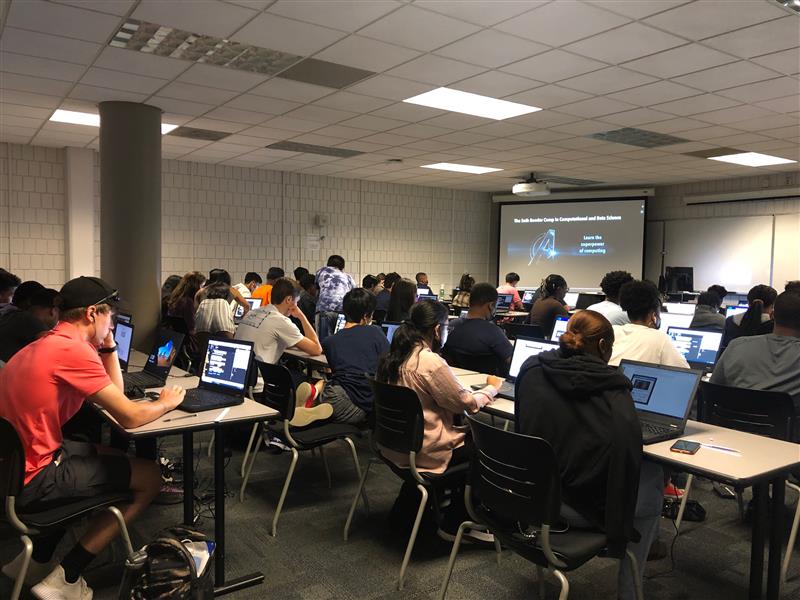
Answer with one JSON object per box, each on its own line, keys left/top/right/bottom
{"left": 315, "top": 255, "right": 355, "bottom": 341}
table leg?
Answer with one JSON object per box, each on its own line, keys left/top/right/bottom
{"left": 750, "top": 482, "right": 769, "bottom": 599}
{"left": 767, "top": 477, "right": 785, "bottom": 600}
{"left": 183, "top": 431, "right": 194, "bottom": 526}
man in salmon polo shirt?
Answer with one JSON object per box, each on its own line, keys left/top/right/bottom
{"left": 0, "top": 276, "right": 186, "bottom": 600}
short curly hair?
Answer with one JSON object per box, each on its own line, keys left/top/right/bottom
{"left": 619, "top": 280, "right": 661, "bottom": 322}
{"left": 599, "top": 270, "right": 634, "bottom": 300}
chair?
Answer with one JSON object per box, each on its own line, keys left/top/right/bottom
{"left": 675, "top": 382, "right": 799, "bottom": 582}
{"left": 503, "top": 322, "right": 545, "bottom": 341}
{"left": 442, "top": 346, "right": 506, "bottom": 376}
{"left": 239, "top": 361, "right": 365, "bottom": 537}
{"left": 438, "top": 415, "right": 643, "bottom": 600}
{"left": 343, "top": 378, "right": 488, "bottom": 590}
{"left": 0, "top": 418, "right": 134, "bottom": 600}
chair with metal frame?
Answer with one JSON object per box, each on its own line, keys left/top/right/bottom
{"left": 239, "top": 360, "right": 366, "bottom": 537}
{"left": 0, "top": 418, "right": 134, "bottom": 600}
{"left": 674, "top": 382, "right": 800, "bottom": 583}
{"left": 438, "top": 415, "right": 643, "bottom": 600}
{"left": 343, "top": 378, "right": 498, "bottom": 590}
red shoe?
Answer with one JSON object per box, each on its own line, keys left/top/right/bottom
{"left": 304, "top": 383, "right": 318, "bottom": 408}
{"left": 664, "top": 482, "right": 685, "bottom": 499}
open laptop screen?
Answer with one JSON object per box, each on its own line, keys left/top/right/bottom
{"left": 663, "top": 302, "right": 696, "bottom": 315}
{"left": 576, "top": 293, "right": 605, "bottom": 310}
{"left": 726, "top": 305, "right": 748, "bottom": 318}
{"left": 550, "top": 315, "right": 569, "bottom": 340}
{"left": 381, "top": 322, "right": 401, "bottom": 343}
{"left": 667, "top": 327, "right": 723, "bottom": 366}
{"left": 114, "top": 321, "right": 134, "bottom": 370}
{"left": 235, "top": 297, "right": 263, "bottom": 319}
{"left": 509, "top": 337, "right": 559, "bottom": 381}
{"left": 496, "top": 293, "right": 513, "bottom": 310}
{"left": 334, "top": 313, "right": 346, "bottom": 334}
{"left": 144, "top": 329, "right": 184, "bottom": 378}
{"left": 521, "top": 290, "right": 535, "bottom": 304}
{"left": 564, "top": 292, "right": 579, "bottom": 308}
{"left": 658, "top": 312, "right": 693, "bottom": 332}
{"left": 201, "top": 338, "right": 252, "bottom": 392}
{"left": 620, "top": 361, "right": 699, "bottom": 419}
{"left": 416, "top": 293, "right": 438, "bottom": 302}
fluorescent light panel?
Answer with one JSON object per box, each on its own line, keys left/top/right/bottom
{"left": 708, "top": 152, "right": 796, "bottom": 167}
{"left": 421, "top": 162, "right": 502, "bottom": 175}
{"left": 50, "top": 109, "right": 178, "bottom": 135}
{"left": 404, "top": 87, "right": 541, "bottom": 120}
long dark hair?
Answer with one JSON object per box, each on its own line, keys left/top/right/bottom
{"left": 377, "top": 300, "right": 449, "bottom": 384}
{"left": 168, "top": 271, "right": 205, "bottom": 310}
{"left": 540, "top": 274, "right": 567, "bottom": 299}
{"left": 740, "top": 284, "right": 777, "bottom": 335}
{"left": 387, "top": 278, "right": 417, "bottom": 322}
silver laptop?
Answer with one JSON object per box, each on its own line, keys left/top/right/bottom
{"left": 494, "top": 337, "right": 559, "bottom": 400}
{"left": 234, "top": 297, "right": 262, "bottom": 321}
{"left": 179, "top": 337, "right": 254, "bottom": 413}
{"left": 619, "top": 360, "right": 701, "bottom": 444}
{"left": 495, "top": 293, "right": 513, "bottom": 314}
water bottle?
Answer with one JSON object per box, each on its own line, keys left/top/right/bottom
{"left": 439, "top": 284, "right": 446, "bottom": 300}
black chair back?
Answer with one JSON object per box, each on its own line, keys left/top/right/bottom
{"left": 0, "top": 418, "right": 25, "bottom": 499}
{"left": 503, "top": 323, "right": 545, "bottom": 341}
{"left": 368, "top": 378, "right": 424, "bottom": 455}
{"left": 698, "top": 381, "right": 796, "bottom": 442}
{"left": 467, "top": 414, "right": 561, "bottom": 529}
{"left": 255, "top": 360, "right": 296, "bottom": 422}
{"left": 442, "top": 346, "right": 505, "bottom": 376}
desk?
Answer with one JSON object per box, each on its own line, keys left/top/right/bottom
{"left": 283, "top": 348, "right": 328, "bottom": 377}
{"left": 457, "top": 374, "right": 800, "bottom": 600}
{"left": 104, "top": 350, "right": 278, "bottom": 596}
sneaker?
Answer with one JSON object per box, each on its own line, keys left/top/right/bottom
{"left": 295, "top": 382, "right": 313, "bottom": 408}
{"left": 437, "top": 527, "right": 495, "bottom": 545}
{"left": 290, "top": 403, "right": 333, "bottom": 427}
{"left": 266, "top": 435, "right": 290, "bottom": 454}
{"left": 663, "top": 482, "right": 685, "bottom": 499}
{"left": 2, "top": 550, "right": 54, "bottom": 586}
{"left": 31, "top": 565, "right": 92, "bottom": 600}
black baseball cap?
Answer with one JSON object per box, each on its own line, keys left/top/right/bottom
{"left": 56, "top": 276, "right": 120, "bottom": 310}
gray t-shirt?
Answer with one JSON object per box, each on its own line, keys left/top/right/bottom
{"left": 234, "top": 304, "right": 304, "bottom": 364}
{"left": 711, "top": 334, "right": 800, "bottom": 407}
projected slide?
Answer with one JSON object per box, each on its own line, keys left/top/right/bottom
{"left": 499, "top": 199, "right": 646, "bottom": 289}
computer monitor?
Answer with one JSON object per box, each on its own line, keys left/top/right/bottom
{"left": 663, "top": 302, "right": 696, "bottom": 315}
{"left": 726, "top": 305, "right": 748, "bottom": 318}
{"left": 666, "top": 327, "right": 723, "bottom": 368}
{"left": 496, "top": 293, "right": 513, "bottom": 311}
{"left": 381, "top": 322, "right": 402, "bottom": 343}
{"left": 234, "top": 297, "right": 262, "bottom": 319}
{"left": 508, "top": 337, "right": 559, "bottom": 381}
{"left": 114, "top": 321, "right": 134, "bottom": 372}
{"left": 658, "top": 312, "right": 693, "bottom": 332}
{"left": 550, "top": 315, "right": 569, "bottom": 341}
{"left": 564, "top": 292, "right": 579, "bottom": 308}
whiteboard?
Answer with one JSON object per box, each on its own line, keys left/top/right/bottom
{"left": 774, "top": 212, "right": 800, "bottom": 287}
{"left": 663, "top": 215, "right": 773, "bottom": 291}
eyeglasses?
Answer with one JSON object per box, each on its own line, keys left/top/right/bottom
{"left": 93, "top": 289, "right": 120, "bottom": 307}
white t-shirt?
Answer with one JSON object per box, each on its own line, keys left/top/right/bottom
{"left": 234, "top": 304, "right": 304, "bottom": 364}
{"left": 609, "top": 323, "right": 690, "bottom": 368}
{"left": 233, "top": 283, "right": 251, "bottom": 298}
{"left": 194, "top": 298, "right": 235, "bottom": 334}
{"left": 586, "top": 300, "right": 630, "bottom": 326}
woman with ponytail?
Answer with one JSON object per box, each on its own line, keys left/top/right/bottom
{"left": 528, "top": 273, "right": 570, "bottom": 337}
{"left": 515, "top": 310, "right": 662, "bottom": 600}
{"left": 721, "top": 284, "right": 776, "bottom": 352}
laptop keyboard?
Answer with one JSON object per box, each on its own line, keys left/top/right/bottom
{"left": 641, "top": 421, "right": 674, "bottom": 439}
{"left": 124, "top": 371, "right": 164, "bottom": 388}
{"left": 499, "top": 381, "right": 515, "bottom": 397}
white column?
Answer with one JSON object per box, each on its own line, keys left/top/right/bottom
{"left": 64, "top": 147, "right": 95, "bottom": 279}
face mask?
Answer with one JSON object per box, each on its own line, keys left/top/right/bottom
{"left": 431, "top": 325, "right": 442, "bottom": 353}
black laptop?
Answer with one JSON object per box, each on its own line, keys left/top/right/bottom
{"left": 575, "top": 293, "right": 605, "bottom": 310}
{"left": 179, "top": 337, "right": 254, "bottom": 413}
{"left": 123, "top": 328, "right": 185, "bottom": 392}
{"left": 666, "top": 327, "right": 723, "bottom": 372}
{"left": 619, "top": 360, "right": 701, "bottom": 444}
{"left": 114, "top": 321, "right": 134, "bottom": 372}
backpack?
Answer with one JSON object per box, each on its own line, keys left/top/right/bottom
{"left": 118, "top": 526, "right": 215, "bottom": 600}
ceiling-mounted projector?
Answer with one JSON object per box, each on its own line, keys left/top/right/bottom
{"left": 512, "top": 173, "right": 550, "bottom": 197}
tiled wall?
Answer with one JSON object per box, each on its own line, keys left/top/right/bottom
{"left": 0, "top": 143, "right": 66, "bottom": 289}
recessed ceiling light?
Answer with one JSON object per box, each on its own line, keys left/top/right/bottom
{"left": 421, "top": 162, "right": 503, "bottom": 174}
{"left": 404, "top": 87, "right": 541, "bottom": 120}
{"left": 708, "top": 152, "right": 796, "bottom": 167}
{"left": 50, "top": 109, "right": 178, "bottom": 135}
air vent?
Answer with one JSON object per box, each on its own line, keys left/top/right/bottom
{"left": 541, "top": 175, "right": 602, "bottom": 186}
{"left": 266, "top": 141, "right": 364, "bottom": 158}
{"left": 277, "top": 58, "right": 374, "bottom": 89}
{"left": 587, "top": 127, "right": 690, "bottom": 148}
{"left": 169, "top": 127, "right": 230, "bottom": 141}
{"left": 682, "top": 147, "right": 743, "bottom": 159}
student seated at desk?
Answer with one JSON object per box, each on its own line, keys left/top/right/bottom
{"left": 444, "top": 283, "right": 513, "bottom": 374}
{"left": 528, "top": 274, "right": 570, "bottom": 337}
{"left": 689, "top": 290, "right": 725, "bottom": 332}
{"left": 375, "top": 271, "right": 400, "bottom": 314}
{"left": 496, "top": 271, "right": 524, "bottom": 310}
{"left": 197, "top": 268, "right": 249, "bottom": 316}
{"left": 386, "top": 277, "right": 416, "bottom": 323}
{"left": 0, "top": 282, "right": 58, "bottom": 363}
{"left": 720, "top": 284, "right": 776, "bottom": 352}
{"left": 587, "top": 270, "right": 633, "bottom": 326}
{"left": 451, "top": 273, "right": 474, "bottom": 309}
{"left": 318, "top": 288, "right": 390, "bottom": 424}
{"left": 0, "top": 276, "right": 186, "bottom": 600}
{"left": 195, "top": 281, "right": 236, "bottom": 338}
{"left": 515, "top": 310, "right": 662, "bottom": 600}
{"left": 297, "top": 273, "right": 319, "bottom": 328}
{"left": 0, "top": 267, "right": 21, "bottom": 315}
{"left": 251, "top": 266, "right": 284, "bottom": 306}
{"left": 233, "top": 271, "right": 262, "bottom": 299}
{"left": 610, "top": 280, "right": 689, "bottom": 369}
{"left": 166, "top": 271, "right": 206, "bottom": 362}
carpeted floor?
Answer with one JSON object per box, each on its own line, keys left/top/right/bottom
{"left": 3, "top": 426, "right": 800, "bottom": 600}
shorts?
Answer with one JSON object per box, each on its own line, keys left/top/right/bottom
{"left": 18, "top": 440, "right": 133, "bottom": 511}
{"left": 321, "top": 383, "right": 368, "bottom": 425}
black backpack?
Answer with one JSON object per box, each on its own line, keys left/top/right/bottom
{"left": 118, "top": 526, "right": 214, "bottom": 600}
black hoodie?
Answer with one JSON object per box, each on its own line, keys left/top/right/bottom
{"left": 515, "top": 349, "right": 642, "bottom": 556}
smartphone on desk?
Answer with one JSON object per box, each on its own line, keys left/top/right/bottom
{"left": 670, "top": 440, "right": 701, "bottom": 455}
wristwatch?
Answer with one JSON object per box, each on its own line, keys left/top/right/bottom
{"left": 98, "top": 345, "right": 118, "bottom": 354}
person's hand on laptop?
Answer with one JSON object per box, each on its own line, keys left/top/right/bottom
{"left": 486, "top": 375, "right": 503, "bottom": 394}
{"left": 159, "top": 385, "right": 186, "bottom": 412}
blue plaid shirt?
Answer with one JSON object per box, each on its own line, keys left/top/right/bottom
{"left": 315, "top": 266, "right": 355, "bottom": 313}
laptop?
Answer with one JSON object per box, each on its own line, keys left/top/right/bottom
{"left": 495, "top": 293, "right": 513, "bottom": 314}
{"left": 564, "top": 291, "right": 579, "bottom": 308}
{"left": 460, "top": 309, "right": 468, "bottom": 319}
{"left": 658, "top": 312, "right": 693, "bottom": 332}
{"left": 726, "top": 305, "right": 748, "bottom": 318}
{"left": 619, "top": 360, "right": 701, "bottom": 444}
{"left": 123, "top": 329, "right": 185, "bottom": 392}
{"left": 575, "top": 293, "right": 605, "bottom": 310}
{"left": 417, "top": 293, "right": 439, "bottom": 302}
{"left": 234, "top": 297, "right": 262, "bottom": 321}
{"left": 114, "top": 321, "right": 134, "bottom": 373}
{"left": 495, "top": 337, "right": 559, "bottom": 399}
{"left": 550, "top": 315, "right": 569, "bottom": 341}
{"left": 663, "top": 302, "right": 696, "bottom": 315}
{"left": 667, "top": 327, "right": 723, "bottom": 372}
{"left": 521, "top": 289, "right": 536, "bottom": 307}
{"left": 334, "top": 312, "right": 346, "bottom": 334}
{"left": 417, "top": 286, "right": 432, "bottom": 296}
{"left": 115, "top": 312, "right": 132, "bottom": 325}
{"left": 179, "top": 337, "right": 254, "bottom": 413}
{"left": 381, "top": 321, "right": 402, "bottom": 343}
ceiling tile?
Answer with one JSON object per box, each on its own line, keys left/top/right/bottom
{"left": 183, "top": 118, "right": 247, "bottom": 133}
{"left": 501, "top": 50, "right": 607, "bottom": 83}
{"left": 702, "top": 16, "right": 800, "bottom": 59}
{"left": 755, "top": 95, "right": 800, "bottom": 114}
{"left": 717, "top": 77, "right": 800, "bottom": 104}
{"left": 337, "top": 114, "right": 408, "bottom": 132}
{"left": 0, "top": 73, "right": 73, "bottom": 96}
{"left": 451, "top": 71, "right": 541, "bottom": 97}
{"left": 158, "top": 81, "right": 239, "bottom": 105}
{"left": 358, "top": 5, "right": 481, "bottom": 52}
{"left": 419, "top": 112, "right": 490, "bottom": 129}
{"left": 176, "top": 63, "right": 268, "bottom": 92}
{"left": 0, "top": 103, "right": 53, "bottom": 120}
{"left": 80, "top": 66, "right": 167, "bottom": 94}
{"left": 652, "top": 93, "right": 740, "bottom": 115}
{"left": 751, "top": 48, "right": 800, "bottom": 76}
{"left": 51, "top": 0, "right": 135, "bottom": 15}
{"left": 68, "top": 84, "right": 148, "bottom": 104}
{"left": 314, "top": 35, "right": 421, "bottom": 72}
{"left": 250, "top": 78, "right": 334, "bottom": 102}
{"left": 133, "top": 0, "right": 257, "bottom": 39}
{"left": 0, "top": 52, "right": 86, "bottom": 83}
{"left": 94, "top": 46, "right": 189, "bottom": 80}
{"left": 507, "top": 110, "right": 581, "bottom": 128}
{"left": 585, "top": 0, "right": 687, "bottom": 19}
{"left": 235, "top": 125, "right": 298, "bottom": 140}
{"left": 622, "top": 43, "right": 737, "bottom": 79}
{"left": 414, "top": 1, "right": 546, "bottom": 26}
{"left": 558, "top": 67, "right": 657, "bottom": 95}
{"left": 369, "top": 102, "right": 446, "bottom": 122}
{"left": 313, "top": 91, "right": 394, "bottom": 113}
{"left": 267, "top": 0, "right": 400, "bottom": 32}
{"left": 388, "top": 123, "right": 453, "bottom": 139}
{"left": 284, "top": 105, "right": 357, "bottom": 124}
{"left": 556, "top": 96, "right": 639, "bottom": 118}
{"left": 0, "top": 27, "right": 100, "bottom": 65}
{"left": 257, "top": 115, "right": 324, "bottom": 133}
{"left": 600, "top": 107, "right": 677, "bottom": 127}
{"left": 432, "top": 131, "right": 493, "bottom": 146}
{"left": 311, "top": 124, "right": 376, "bottom": 140}
{"left": 225, "top": 94, "right": 301, "bottom": 115}
{"left": 693, "top": 104, "right": 777, "bottom": 125}
{"left": 359, "top": 131, "right": 420, "bottom": 146}
{"left": 718, "top": 114, "right": 799, "bottom": 132}
{"left": 233, "top": 13, "right": 347, "bottom": 56}
{"left": 345, "top": 75, "right": 432, "bottom": 101}
{"left": 504, "top": 84, "right": 592, "bottom": 109}
{"left": 565, "top": 23, "right": 686, "bottom": 64}
{"left": 644, "top": 116, "right": 714, "bottom": 133}
{"left": 148, "top": 96, "right": 215, "bottom": 116}
{"left": 434, "top": 29, "right": 549, "bottom": 69}
{"left": 386, "top": 55, "right": 485, "bottom": 85}
{"left": 674, "top": 61, "right": 781, "bottom": 92}
{"left": 550, "top": 119, "right": 618, "bottom": 135}
{"left": 644, "top": 0, "right": 786, "bottom": 41}
{"left": 608, "top": 80, "right": 702, "bottom": 106}
{"left": 7, "top": 0, "right": 122, "bottom": 43}
{"left": 495, "top": 1, "right": 629, "bottom": 46}
{"left": 675, "top": 125, "right": 750, "bottom": 141}
{"left": 201, "top": 107, "right": 271, "bottom": 125}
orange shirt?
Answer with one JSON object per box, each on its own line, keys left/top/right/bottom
{"left": 251, "top": 284, "right": 272, "bottom": 305}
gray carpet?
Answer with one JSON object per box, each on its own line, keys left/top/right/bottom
{"left": 3, "top": 428, "right": 800, "bottom": 600}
